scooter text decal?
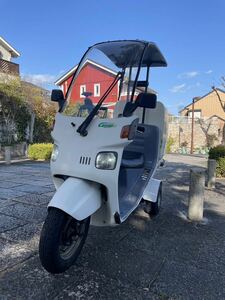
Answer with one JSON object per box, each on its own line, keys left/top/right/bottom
{"left": 98, "top": 122, "right": 116, "bottom": 128}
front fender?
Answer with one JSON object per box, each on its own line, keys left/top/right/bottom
{"left": 48, "top": 177, "right": 101, "bottom": 220}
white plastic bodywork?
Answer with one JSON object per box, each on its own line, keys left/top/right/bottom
{"left": 48, "top": 177, "right": 101, "bottom": 220}
{"left": 114, "top": 101, "right": 168, "bottom": 161}
{"left": 142, "top": 178, "right": 161, "bottom": 203}
{"left": 49, "top": 101, "right": 167, "bottom": 226}
{"left": 50, "top": 113, "right": 137, "bottom": 225}
{"left": 135, "top": 102, "right": 168, "bottom": 161}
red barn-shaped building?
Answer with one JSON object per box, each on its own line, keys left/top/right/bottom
{"left": 55, "top": 59, "right": 156, "bottom": 113}
{"left": 55, "top": 60, "right": 119, "bottom": 110}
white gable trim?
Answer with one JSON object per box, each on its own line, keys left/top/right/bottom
{"left": 55, "top": 65, "right": 78, "bottom": 86}
{"left": 0, "top": 37, "right": 20, "bottom": 58}
{"left": 55, "top": 59, "right": 117, "bottom": 86}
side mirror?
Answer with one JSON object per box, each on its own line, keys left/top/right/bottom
{"left": 136, "top": 92, "right": 157, "bottom": 109}
{"left": 123, "top": 92, "right": 157, "bottom": 117}
{"left": 51, "top": 89, "right": 66, "bottom": 112}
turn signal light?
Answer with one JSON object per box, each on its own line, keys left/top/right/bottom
{"left": 120, "top": 125, "right": 130, "bottom": 139}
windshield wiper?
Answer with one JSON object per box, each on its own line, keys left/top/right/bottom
{"left": 77, "top": 72, "right": 122, "bottom": 136}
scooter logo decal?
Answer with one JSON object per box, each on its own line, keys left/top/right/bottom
{"left": 98, "top": 122, "right": 116, "bottom": 128}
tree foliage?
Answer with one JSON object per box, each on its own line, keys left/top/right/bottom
{"left": 21, "top": 81, "right": 56, "bottom": 142}
{"left": 209, "top": 145, "right": 225, "bottom": 177}
{"left": 0, "top": 80, "right": 30, "bottom": 145}
{"left": 0, "top": 79, "right": 56, "bottom": 145}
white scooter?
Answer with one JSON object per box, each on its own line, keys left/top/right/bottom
{"left": 39, "top": 40, "right": 168, "bottom": 273}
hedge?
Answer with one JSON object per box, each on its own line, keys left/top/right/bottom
{"left": 209, "top": 145, "right": 225, "bottom": 177}
{"left": 28, "top": 143, "right": 53, "bottom": 160}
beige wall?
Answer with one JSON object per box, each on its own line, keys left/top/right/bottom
{"left": 168, "top": 116, "right": 224, "bottom": 153}
{"left": 0, "top": 44, "right": 11, "bottom": 61}
{"left": 180, "top": 90, "right": 225, "bottom": 121}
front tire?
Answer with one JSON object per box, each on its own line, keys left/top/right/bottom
{"left": 39, "top": 207, "right": 90, "bottom": 274}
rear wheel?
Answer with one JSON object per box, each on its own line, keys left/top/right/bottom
{"left": 144, "top": 183, "right": 162, "bottom": 216}
{"left": 39, "top": 207, "right": 90, "bottom": 274}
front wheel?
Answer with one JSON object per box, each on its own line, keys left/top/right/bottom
{"left": 39, "top": 208, "right": 90, "bottom": 274}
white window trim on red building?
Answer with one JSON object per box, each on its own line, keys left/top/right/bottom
{"left": 94, "top": 83, "right": 100, "bottom": 97}
{"left": 80, "top": 85, "right": 86, "bottom": 97}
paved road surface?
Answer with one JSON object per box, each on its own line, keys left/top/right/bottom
{"left": 0, "top": 155, "right": 225, "bottom": 299}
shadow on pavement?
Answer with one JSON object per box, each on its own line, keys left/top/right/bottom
{"left": 0, "top": 158, "right": 225, "bottom": 299}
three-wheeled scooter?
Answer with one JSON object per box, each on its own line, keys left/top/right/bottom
{"left": 39, "top": 40, "right": 168, "bottom": 273}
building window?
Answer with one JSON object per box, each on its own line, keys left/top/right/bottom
{"left": 188, "top": 110, "right": 201, "bottom": 118}
{"left": 94, "top": 83, "right": 100, "bottom": 97}
{"left": 0, "top": 51, "right": 3, "bottom": 59}
{"left": 80, "top": 85, "right": 86, "bottom": 97}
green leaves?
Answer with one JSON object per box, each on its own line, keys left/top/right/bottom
{"left": 0, "top": 79, "right": 56, "bottom": 144}
{"left": 209, "top": 145, "right": 225, "bottom": 178}
{"left": 28, "top": 143, "right": 53, "bottom": 160}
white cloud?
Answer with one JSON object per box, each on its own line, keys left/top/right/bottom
{"left": 22, "top": 74, "right": 57, "bottom": 87}
{"left": 169, "top": 83, "right": 186, "bottom": 93}
{"left": 186, "top": 82, "right": 201, "bottom": 90}
{"left": 178, "top": 71, "right": 199, "bottom": 79}
{"left": 205, "top": 70, "right": 213, "bottom": 74}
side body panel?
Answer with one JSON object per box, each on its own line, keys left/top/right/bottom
{"left": 134, "top": 101, "right": 168, "bottom": 160}
{"left": 114, "top": 101, "right": 168, "bottom": 161}
{"left": 142, "top": 178, "right": 161, "bottom": 203}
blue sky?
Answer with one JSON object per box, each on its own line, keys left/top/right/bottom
{"left": 1, "top": 0, "right": 225, "bottom": 114}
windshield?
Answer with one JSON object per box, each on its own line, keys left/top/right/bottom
{"left": 62, "top": 41, "right": 146, "bottom": 118}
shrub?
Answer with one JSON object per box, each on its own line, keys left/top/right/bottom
{"left": 216, "top": 158, "right": 225, "bottom": 178}
{"left": 209, "top": 145, "right": 225, "bottom": 177}
{"left": 166, "top": 136, "right": 175, "bottom": 153}
{"left": 208, "top": 145, "right": 225, "bottom": 160}
{"left": 28, "top": 143, "right": 53, "bottom": 160}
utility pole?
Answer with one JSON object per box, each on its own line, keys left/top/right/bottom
{"left": 190, "top": 98, "right": 195, "bottom": 154}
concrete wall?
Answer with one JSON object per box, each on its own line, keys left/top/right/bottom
{"left": 0, "top": 142, "right": 27, "bottom": 160}
{"left": 168, "top": 116, "right": 224, "bottom": 153}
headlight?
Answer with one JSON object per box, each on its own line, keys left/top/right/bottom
{"left": 95, "top": 152, "right": 117, "bottom": 170}
{"left": 51, "top": 144, "right": 59, "bottom": 162}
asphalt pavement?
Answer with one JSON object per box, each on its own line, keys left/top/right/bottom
{"left": 0, "top": 155, "right": 225, "bottom": 299}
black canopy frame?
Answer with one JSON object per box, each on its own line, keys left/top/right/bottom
{"left": 93, "top": 40, "right": 167, "bottom": 68}
{"left": 65, "top": 40, "right": 167, "bottom": 101}
{"left": 65, "top": 40, "right": 167, "bottom": 136}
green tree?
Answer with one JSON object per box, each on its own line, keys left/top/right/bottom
{"left": 0, "top": 79, "right": 56, "bottom": 145}
{"left": 21, "top": 81, "right": 56, "bottom": 143}
{"left": 0, "top": 80, "right": 30, "bottom": 145}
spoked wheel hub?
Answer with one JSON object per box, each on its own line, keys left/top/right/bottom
{"left": 39, "top": 208, "right": 90, "bottom": 274}
{"left": 59, "top": 217, "right": 86, "bottom": 260}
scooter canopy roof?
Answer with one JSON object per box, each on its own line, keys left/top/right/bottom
{"left": 92, "top": 40, "right": 167, "bottom": 68}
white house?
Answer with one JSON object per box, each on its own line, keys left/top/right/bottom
{"left": 0, "top": 36, "right": 20, "bottom": 77}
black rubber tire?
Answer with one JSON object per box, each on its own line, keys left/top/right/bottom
{"left": 144, "top": 182, "right": 162, "bottom": 217}
{"left": 39, "top": 207, "right": 90, "bottom": 274}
